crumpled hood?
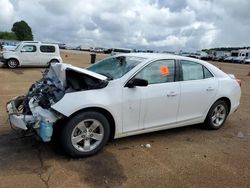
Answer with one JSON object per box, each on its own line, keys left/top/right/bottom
{"left": 46, "top": 63, "right": 107, "bottom": 88}
{"left": 3, "top": 50, "right": 16, "bottom": 56}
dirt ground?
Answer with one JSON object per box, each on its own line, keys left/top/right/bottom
{"left": 0, "top": 50, "right": 249, "bottom": 188}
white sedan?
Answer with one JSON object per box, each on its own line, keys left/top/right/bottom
{"left": 6, "top": 53, "right": 241, "bottom": 157}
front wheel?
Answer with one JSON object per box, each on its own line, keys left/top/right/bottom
{"left": 60, "top": 111, "right": 110, "bottom": 157}
{"left": 7, "top": 59, "right": 19, "bottom": 68}
{"left": 204, "top": 100, "right": 229, "bottom": 130}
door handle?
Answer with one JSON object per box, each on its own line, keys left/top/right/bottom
{"left": 206, "top": 87, "right": 214, "bottom": 91}
{"left": 167, "top": 91, "right": 178, "bottom": 97}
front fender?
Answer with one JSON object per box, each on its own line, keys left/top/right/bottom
{"left": 4, "top": 54, "right": 20, "bottom": 63}
{"left": 51, "top": 91, "right": 118, "bottom": 117}
{"left": 51, "top": 87, "right": 123, "bottom": 135}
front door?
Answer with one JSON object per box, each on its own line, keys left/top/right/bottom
{"left": 122, "top": 59, "right": 180, "bottom": 132}
{"left": 20, "top": 44, "right": 38, "bottom": 65}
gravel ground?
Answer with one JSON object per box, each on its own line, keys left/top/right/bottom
{"left": 0, "top": 50, "right": 249, "bottom": 188}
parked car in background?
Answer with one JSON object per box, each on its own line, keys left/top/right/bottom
{"left": 90, "top": 47, "right": 105, "bottom": 53}
{"left": 223, "top": 56, "right": 232, "bottom": 62}
{"left": 111, "top": 48, "right": 132, "bottom": 55}
{"left": 224, "top": 56, "right": 238, "bottom": 63}
{"left": 200, "top": 52, "right": 212, "bottom": 60}
{"left": 6, "top": 53, "right": 241, "bottom": 157}
{"left": 233, "top": 56, "right": 247, "bottom": 64}
{"left": 243, "top": 58, "right": 250, "bottom": 64}
{"left": 103, "top": 48, "right": 112, "bottom": 54}
{"left": 187, "top": 52, "right": 201, "bottom": 59}
{"left": 58, "top": 43, "right": 66, "bottom": 49}
{"left": 2, "top": 44, "right": 18, "bottom": 51}
{"left": 1, "top": 41, "right": 62, "bottom": 68}
{"left": 180, "top": 51, "right": 211, "bottom": 60}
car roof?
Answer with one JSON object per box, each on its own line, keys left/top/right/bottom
{"left": 116, "top": 53, "right": 228, "bottom": 78}
{"left": 21, "top": 41, "right": 58, "bottom": 46}
{"left": 119, "top": 52, "right": 205, "bottom": 64}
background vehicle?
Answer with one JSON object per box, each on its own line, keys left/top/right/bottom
{"left": 111, "top": 48, "right": 132, "bottom": 55}
{"left": 224, "top": 56, "right": 234, "bottom": 62}
{"left": 6, "top": 54, "right": 241, "bottom": 157}
{"left": 243, "top": 58, "right": 250, "bottom": 64}
{"left": 2, "top": 44, "right": 18, "bottom": 51}
{"left": 1, "top": 41, "right": 62, "bottom": 68}
{"left": 234, "top": 56, "right": 247, "bottom": 64}
{"left": 224, "top": 56, "right": 239, "bottom": 63}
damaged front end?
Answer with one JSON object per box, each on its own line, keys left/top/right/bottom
{"left": 6, "top": 63, "right": 108, "bottom": 142}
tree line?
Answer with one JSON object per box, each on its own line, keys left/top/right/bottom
{"left": 0, "top": 20, "right": 33, "bottom": 41}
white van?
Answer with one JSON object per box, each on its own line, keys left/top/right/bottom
{"left": 1, "top": 41, "right": 62, "bottom": 68}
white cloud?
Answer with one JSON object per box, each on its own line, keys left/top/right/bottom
{"left": 0, "top": 0, "right": 249, "bottom": 50}
{"left": 0, "top": 0, "right": 14, "bottom": 30}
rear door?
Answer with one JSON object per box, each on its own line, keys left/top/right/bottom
{"left": 177, "top": 60, "right": 218, "bottom": 122}
{"left": 39, "top": 45, "right": 56, "bottom": 65}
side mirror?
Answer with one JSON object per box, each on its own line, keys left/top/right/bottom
{"left": 126, "top": 78, "right": 148, "bottom": 88}
{"left": 20, "top": 49, "right": 25, "bottom": 52}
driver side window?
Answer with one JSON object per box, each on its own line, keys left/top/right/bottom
{"left": 21, "top": 45, "right": 37, "bottom": 52}
{"left": 135, "top": 59, "right": 175, "bottom": 84}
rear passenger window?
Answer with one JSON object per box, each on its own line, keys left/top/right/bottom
{"left": 181, "top": 60, "right": 203, "bottom": 81}
{"left": 180, "top": 60, "right": 214, "bottom": 81}
{"left": 40, "top": 45, "right": 55, "bottom": 53}
{"left": 203, "top": 66, "right": 213, "bottom": 78}
{"left": 135, "top": 59, "right": 175, "bottom": 84}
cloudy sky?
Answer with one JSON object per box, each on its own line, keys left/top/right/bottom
{"left": 0, "top": 0, "right": 250, "bottom": 51}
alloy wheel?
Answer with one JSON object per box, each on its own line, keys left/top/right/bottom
{"left": 211, "top": 104, "right": 226, "bottom": 127}
{"left": 8, "top": 59, "right": 18, "bottom": 68}
{"left": 71, "top": 119, "right": 104, "bottom": 152}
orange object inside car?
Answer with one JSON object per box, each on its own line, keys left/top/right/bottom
{"left": 160, "top": 66, "right": 169, "bottom": 76}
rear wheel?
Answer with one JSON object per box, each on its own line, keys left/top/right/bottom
{"left": 204, "top": 100, "right": 228, "bottom": 130}
{"left": 50, "top": 59, "right": 59, "bottom": 64}
{"left": 7, "top": 59, "right": 19, "bottom": 68}
{"left": 60, "top": 111, "right": 110, "bottom": 157}
{"left": 48, "top": 59, "right": 59, "bottom": 67}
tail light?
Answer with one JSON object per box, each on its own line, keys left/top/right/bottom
{"left": 236, "top": 79, "right": 241, "bottom": 87}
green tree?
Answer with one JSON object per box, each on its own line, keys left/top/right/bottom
{"left": 11, "top": 20, "right": 33, "bottom": 41}
{"left": 0, "top": 31, "right": 17, "bottom": 40}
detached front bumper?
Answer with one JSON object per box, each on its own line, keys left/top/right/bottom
{"left": 6, "top": 96, "right": 60, "bottom": 142}
{"left": 6, "top": 97, "right": 35, "bottom": 130}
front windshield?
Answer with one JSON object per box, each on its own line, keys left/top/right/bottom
{"left": 87, "top": 56, "right": 146, "bottom": 80}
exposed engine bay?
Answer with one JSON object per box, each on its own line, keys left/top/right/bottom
{"left": 6, "top": 63, "right": 108, "bottom": 142}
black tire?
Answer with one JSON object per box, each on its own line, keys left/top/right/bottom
{"left": 50, "top": 59, "right": 59, "bottom": 63}
{"left": 48, "top": 59, "right": 59, "bottom": 67}
{"left": 60, "top": 111, "right": 110, "bottom": 157}
{"left": 7, "top": 59, "right": 19, "bottom": 69}
{"left": 204, "top": 100, "right": 229, "bottom": 130}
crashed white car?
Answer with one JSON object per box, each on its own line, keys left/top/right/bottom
{"left": 6, "top": 53, "right": 241, "bottom": 157}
